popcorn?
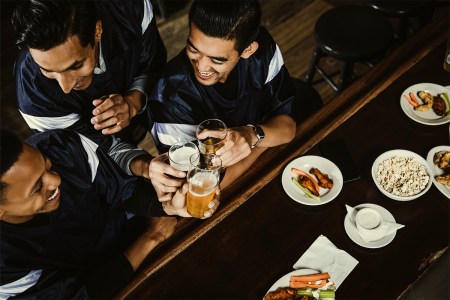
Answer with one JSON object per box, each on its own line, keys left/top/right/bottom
{"left": 375, "top": 156, "right": 429, "bottom": 197}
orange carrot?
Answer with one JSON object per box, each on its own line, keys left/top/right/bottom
{"left": 290, "top": 272, "right": 331, "bottom": 283}
{"left": 403, "top": 94, "right": 418, "bottom": 107}
{"left": 291, "top": 168, "right": 320, "bottom": 193}
{"left": 289, "top": 280, "right": 328, "bottom": 289}
{"left": 409, "top": 92, "right": 420, "bottom": 105}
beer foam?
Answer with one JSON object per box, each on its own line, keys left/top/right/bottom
{"left": 170, "top": 147, "right": 199, "bottom": 171}
{"left": 189, "top": 172, "right": 218, "bottom": 196}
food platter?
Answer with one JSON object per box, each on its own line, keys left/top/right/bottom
{"left": 266, "top": 269, "right": 319, "bottom": 293}
{"left": 281, "top": 156, "right": 343, "bottom": 206}
{"left": 371, "top": 149, "right": 433, "bottom": 201}
{"left": 344, "top": 203, "right": 396, "bottom": 249}
{"left": 399, "top": 83, "right": 450, "bottom": 125}
{"left": 426, "top": 145, "right": 450, "bottom": 199}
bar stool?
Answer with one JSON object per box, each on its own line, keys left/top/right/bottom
{"left": 305, "top": 5, "right": 393, "bottom": 92}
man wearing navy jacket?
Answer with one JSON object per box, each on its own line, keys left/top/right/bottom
{"left": 0, "top": 129, "right": 218, "bottom": 298}
{"left": 149, "top": 0, "right": 299, "bottom": 188}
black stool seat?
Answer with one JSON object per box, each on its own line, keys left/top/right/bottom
{"left": 315, "top": 5, "right": 393, "bottom": 62}
{"left": 305, "top": 5, "right": 393, "bottom": 92}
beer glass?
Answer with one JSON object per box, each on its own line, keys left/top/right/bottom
{"left": 196, "top": 119, "right": 227, "bottom": 155}
{"left": 168, "top": 141, "right": 199, "bottom": 172}
{"left": 186, "top": 153, "right": 221, "bottom": 218}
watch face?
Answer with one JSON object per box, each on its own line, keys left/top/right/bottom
{"left": 255, "top": 125, "right": 265, "bottom": 139}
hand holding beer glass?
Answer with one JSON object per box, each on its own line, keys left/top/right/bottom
{"left": 186, "top": 153, "right": 221, "bottom": 218}
{"left": 196, "top": 119, "right": 227, "bottom": 155}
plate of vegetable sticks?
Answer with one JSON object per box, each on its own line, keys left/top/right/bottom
{"left": 400, "top": 83, "right": 450, "bottom": 125}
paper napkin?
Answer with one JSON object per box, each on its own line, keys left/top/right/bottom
{"left": 345, "top": 205, "right": 405, "bottom": 243}
{"left": 293, "top": 235, "right": 358, "bottom": 289}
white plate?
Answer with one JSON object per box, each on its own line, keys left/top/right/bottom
{"left": 426, "top": 145, "right": 450, "bottom": 199}
{"left": 344, "top": 203, "right": 396, "bottom": 248}
{"left": 281, "top": 156, "right": 343, "bottom": 206}
{"left": 267, "top": 269, "right": 319, "bottom": 293}
{"left": 400, "top": 83, "right": 450, "bottom": 125}
{"left": 371, "top": 149, "right": 433, "bottom": 201}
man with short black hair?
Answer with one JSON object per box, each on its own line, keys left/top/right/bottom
{"left": 0, "top": 129, "right": 218, "bottom": 298}
{"left": 149, "top": 0, "right": 301, "bottom": 187}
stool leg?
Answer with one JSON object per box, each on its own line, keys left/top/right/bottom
{"left": 305, "top": 47, "right": 321, "bottom": 83}
{"left": 338, "top": 61, "right": 353, "bottom": 91}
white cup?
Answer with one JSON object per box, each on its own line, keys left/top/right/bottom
{"left": 355, "top": 207, "right": 383, "bottom": 236}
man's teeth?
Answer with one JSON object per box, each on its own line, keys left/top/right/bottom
{"left": 47, "top": 188, "right": 59, "bottom": 201}
{"left": 200, "top": 71, "right": 213, "bottom": 76}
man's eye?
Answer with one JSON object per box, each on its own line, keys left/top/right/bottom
{"left": 211, "top": 60, "right": 223, "bottom": 65}
{"left": 35, "top": 181, "right": 43, "bottom": 194}
{"left": 187, "top": 46, "right": 198, "bottom": 54}
{"left": 71, "top": 64, "right": 83, "bottom": 70}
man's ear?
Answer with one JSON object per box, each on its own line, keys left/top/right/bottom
{"left": 95, "top": 20, "right": 103, "bottom": 42}
{"left": 240, "top": 41, "right": 259, "bottom": 59}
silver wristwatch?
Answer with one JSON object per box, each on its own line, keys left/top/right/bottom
{"left": 247, "top": 124, "right": 265, "bottom": 148}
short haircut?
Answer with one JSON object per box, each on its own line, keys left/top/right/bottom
{"left": 0, "top": 130, "right": 24, "bottom": 203}
{"left": 188, "top": 0, "right": 261, "bottom": 54}
{"left": 11, "top": 0, "right": 98, "bottom": 51}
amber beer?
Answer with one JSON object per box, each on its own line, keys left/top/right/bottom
{"left": 196, "top": 119, "right": 227, "bottom": 155}
{"left": 199, "top": 136, "right": 225, "bottom": 154}
{"left": 186, "top": 172, "right": 219, "bottom": 218}
{"left": 187, "top": 153, "right": 221, "bottom": 218}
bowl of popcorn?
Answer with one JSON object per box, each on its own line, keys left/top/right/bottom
{"left": 371, "top": 149, "right": 432, "bottom": 201}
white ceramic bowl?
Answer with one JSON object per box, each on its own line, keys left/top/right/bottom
{"left": 371, "top": 149, "right": 433, "bottom": 201}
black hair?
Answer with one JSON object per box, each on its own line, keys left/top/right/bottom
{"left": 11, "top": 0, "right": 98, "bottom": 51}
{"left": 0, "top": 130, "right": 24, "bottom": 203}
{"left": 188, "top": 0, "right": 261, "bottom": 54}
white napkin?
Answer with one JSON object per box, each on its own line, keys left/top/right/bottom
{"left": 345, "top": 205, "right": 405, "bottom": 243}
{"left": 292, "top": 235, "right": 358, "bottom": 289}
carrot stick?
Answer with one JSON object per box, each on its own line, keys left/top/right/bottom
{"left": 289, "top": 280, "right": 328, "bottom": 289}
{"left": 290, "top": 272, "right": 331, "bottom": 283}
{"left": 409, "top": 92, "right": 420, "bottom": 105}
{"left": 291, "top": 168, "right": 320, "bottom": 193}
{"left": 403, "top": 94, "right": 418, "bottom": 107}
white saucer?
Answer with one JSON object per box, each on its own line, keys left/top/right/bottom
{"left": 344, "top": 203, "right": 397, "bottom": 248}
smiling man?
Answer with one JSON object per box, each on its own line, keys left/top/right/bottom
{"left": 12, "top": 0, "right": 167, "bottom": 145}
{"left": 148, "top": 0, "right": 300, "bottom": 187}
{"left": 0, "top": 129, "right": 218, "bottom": 298}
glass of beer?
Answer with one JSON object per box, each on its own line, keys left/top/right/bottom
{"left": 196, "top": 119, "right": 227, "bottom": 155}
{"left": 168, "top": 141, "right": 199, "bottom": 172}
{"left": 186, "top": 153, "right": 221, "bottom": 218}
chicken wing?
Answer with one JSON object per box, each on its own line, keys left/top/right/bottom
{"left": 310, "top": 168, "right": 334, "bottom": 189}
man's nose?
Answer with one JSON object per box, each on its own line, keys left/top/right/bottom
{"left": 196, "top": 55, "right": 209, "bottom": 71}
{"left": 55, "top": 73, "right": 74, "bottom": 94}
{"left": 44, "top": 171, "right": 61, "bottom": 191}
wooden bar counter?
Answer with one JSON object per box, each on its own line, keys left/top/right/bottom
{"left": 116, "top": 14, "right": 449, "bottom": 300}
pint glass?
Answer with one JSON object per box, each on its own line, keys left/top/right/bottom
{"left": 186, "top": 153, "right": 221, "bottom": 218}
{"left": 196, "top": 119, "right": 227, "bottom": 155}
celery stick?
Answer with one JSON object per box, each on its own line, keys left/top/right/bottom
{"left": 440, "top": 93, "right": 450, "bottom": 116}
{"left": 296, "top": 288, "right": 335, "bottom": 299}
{"left": 291, "top": 177, "right": 320, "bottom": 201}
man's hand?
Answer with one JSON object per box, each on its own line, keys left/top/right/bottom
{"left": 163, "top": 183, "right": 220, "bottom": 219}
{"left": 91, "top": 90, "right": 143, "bottom": 135}
{"left": 215, "top": 126, "right": 253, "bottom": 167}
{"left": 148, "top": 153, "right": 186, "bottom": 201}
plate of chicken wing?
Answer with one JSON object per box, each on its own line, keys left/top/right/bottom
{"left": 400, "top": 83, "right": 450, "bottom": 125}
{"left": 426, "top": 145, "right": 450, "bottom": 199}
{"left": 281, "top": 155, "right": 343, "bottom": 206}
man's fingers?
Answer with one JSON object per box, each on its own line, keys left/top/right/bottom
{"left": 197, "top": 129, "right": 227, "bottom": 140}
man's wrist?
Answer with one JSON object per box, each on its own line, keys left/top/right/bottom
{"left": 125, "top": 90, "right": 145, "bottom": 118}
{"left": 129, "top": 154, "right": 152, "bottom": 178}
